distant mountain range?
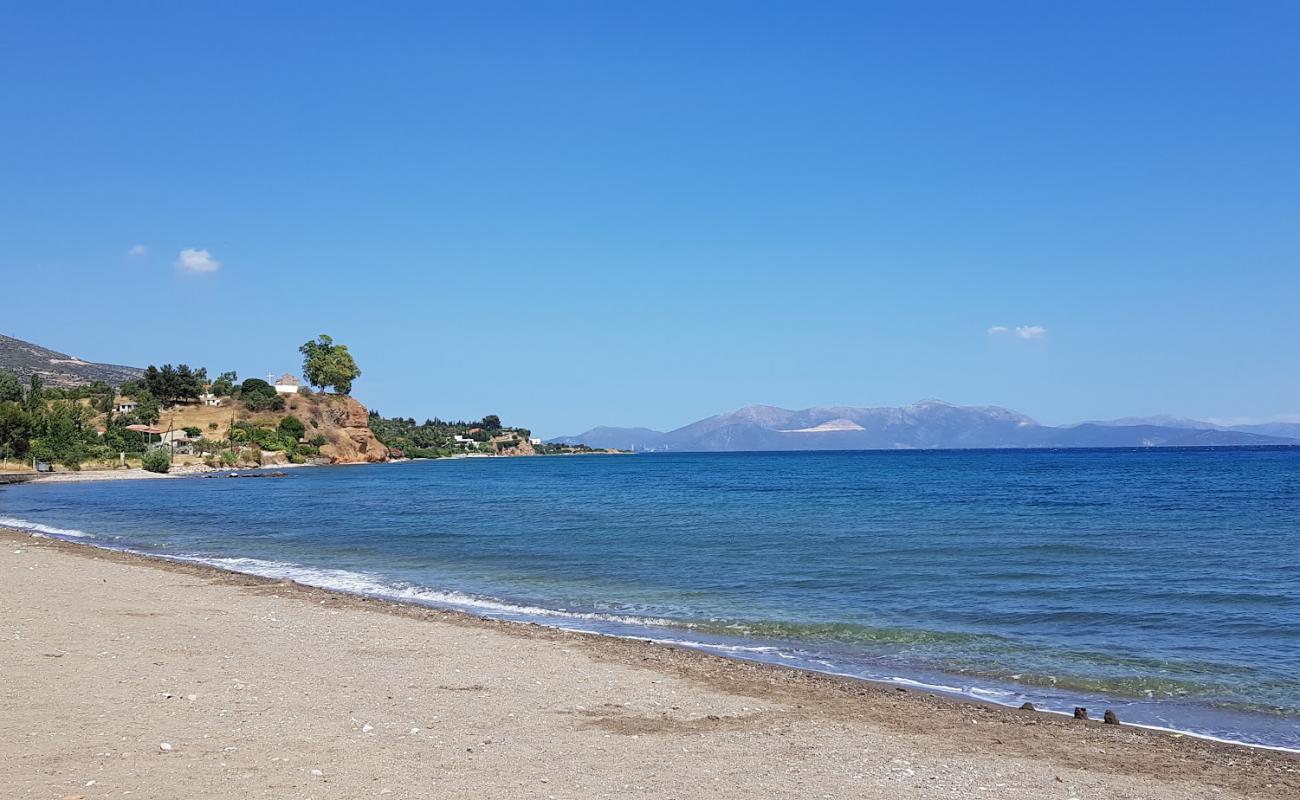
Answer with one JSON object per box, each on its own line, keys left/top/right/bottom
{"left": 1, "top": 331, "right": 1294, "bottom": 451}
{"left": 550, "top": 400, "right": 1300, "bottom": 451}
{"left": 0, "top": 333, "right": 143, "bottom": 388}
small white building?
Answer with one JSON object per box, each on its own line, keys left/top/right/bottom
{"left": 274, "top": 373, "right": 301, "bottom": 395}
{"left": 529, "top": 438, "right": 542, "bottom": 446}
{"left": 112, "top": 398, "right": 137, "bottom": 414}
{"left": 200, "top": 393, "right": 222, "bottom": 407}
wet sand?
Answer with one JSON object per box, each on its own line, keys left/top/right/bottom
{"left": 2, "top": 527, "right": 1296, "bottom": 799}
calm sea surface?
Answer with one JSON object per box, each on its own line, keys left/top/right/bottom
{"left": 3, "top": 449, "right": 1298, "bottom": 749}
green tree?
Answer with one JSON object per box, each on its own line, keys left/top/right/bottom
{"left": 480, "top": 414, "right": 502, "bottom": 431}
{"left": 0, "top": 403, "right": 33, "bottom": 460}
{"left": 299, "top": 334, "right": 361, "bottom": 395}
{"left": 278, "top": 416, "right": 306, "bottom": 441}
{"left": 141, "top": 449, "right": 171, "bottom": 473}
{"left": 0, "top": 371, "right": 22, "bottom": 403}
{"left": 25, "top": 374, "right": 43, "bottom": 414}
{"left": 239, "top": 378, "right": 284, "bottom": 412}
{"left": 211, "top": 371, "right": 238, "bottom": 396}
{"left": 143, "top": 363, "right": 205, "bottom": 405}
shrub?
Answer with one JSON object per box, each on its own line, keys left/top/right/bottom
{"left": 308, "top": 435, "right": 328, "bottom": 447}
{"left": 278, "top": 416, "right": 306, "bottom": 441}
{"left": 208, "top": 422, "right": 218, "bottom": 430}
{"left": 183, "top": 426, "right": 202, "bottom": 438}
{"left": 141, "top": 449, "right": 171, "bottom": 473}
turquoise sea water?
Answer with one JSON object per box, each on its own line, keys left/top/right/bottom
{"left": 2, "top": 449, "right": 1298, "bottom": 749}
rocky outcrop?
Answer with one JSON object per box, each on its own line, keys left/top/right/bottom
{"left": 310, "top": 396, "right": 387, "bottom": 464}
{"left": 490, "top": 433, "right": 536, "bottom": 457}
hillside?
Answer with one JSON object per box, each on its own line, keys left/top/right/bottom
{"left": 552, "top": 400, "right": 1300, "bottom": 451}
{"left": 159, "top": 393, "right": 388, "bottom": 464}
{"left": 0, "top": 333, "right": 143, "bottom": 388}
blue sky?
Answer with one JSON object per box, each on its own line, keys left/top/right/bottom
{"left": 2, "top": 2, "right": 1298, "bottom": 436}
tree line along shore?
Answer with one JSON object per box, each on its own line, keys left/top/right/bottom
{"left": 0, "top": 333, "right": 608, "bottom": 476}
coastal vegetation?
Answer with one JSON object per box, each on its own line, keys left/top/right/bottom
{"left": 366, "top": 412, "right": 533, "bottom": 458}
{"left": 140, "top": 448, "right": 171, "bottom": 474}
{"left": 0, "top": 331, "right": 596, "bottom": 472}
{"left": 0, "top": 334, "right": 358, "bottom": 470}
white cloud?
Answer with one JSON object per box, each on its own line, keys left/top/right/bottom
{"left": 987, "top": 326, "right": 1009, "bottom": 335}
{"left": 176, "top": 248, "right": 220, "bottom": 274}
{"left": 127, "top": 244, "right": 149, "bottom": 257}
{"left": 1015, "top": 325, "right": 1047, "bottom": 340}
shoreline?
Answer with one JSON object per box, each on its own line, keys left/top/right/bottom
{"left": 2, "top": 525, "right": 1296, "bottom": 799}
{"left": 5, "top": 450, "right": 626, "bottom": 484}
{"left": 4, "top": 522, "right": 1298, "bottom": 755}
{"left": 3, "top": 516, "right": 1295, "bottom": 755}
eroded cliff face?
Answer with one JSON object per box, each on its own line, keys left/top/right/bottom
{"left": 277, "top": 394, "right": 387, "bottom": 464}
{"left": 492, "top": 434, "right": 536, "bottom": 456}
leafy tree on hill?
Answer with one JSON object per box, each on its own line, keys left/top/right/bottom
{"left": 300, "top": 334, "right": 361, "bottom": 395}
{"left": 142, "top": 363, "right": 205, "bottom": 405}
{"left": 278, "top": 416, "right": 306, "bottom": 441}
{"left": 211, "top": 371, "right": 238, "bottom": 396}
{"left": 0, "top": 370, "right": 23, "bottom": 403}
{"left": 480, "top": 414, "right": 502, "bottom": 431}
{"left": 239, "top": 378, "right": 284, "bottom": 412}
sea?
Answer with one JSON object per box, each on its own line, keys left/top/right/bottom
{"left": 2, "top": 448, "right": 1298, "bottom": 750}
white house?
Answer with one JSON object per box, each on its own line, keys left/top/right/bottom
{"left": 274, "top": 373, "right": 301, "bottom": 395}
{"left": 200, "top": 393, "right": 222, "bottom": 407}
{"left": 529, "top": 438, "right": 542, "bottom": 446}
{"left": 112, "top": 398, "right": 137, "bottom": 414}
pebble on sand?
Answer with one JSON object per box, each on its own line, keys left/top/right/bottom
{"left": 160, "top": 742, "right": 173, "bottom": 752}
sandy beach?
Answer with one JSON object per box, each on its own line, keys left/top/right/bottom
{"left": 2, "top": 529, "right": 1295, "bottom": 799}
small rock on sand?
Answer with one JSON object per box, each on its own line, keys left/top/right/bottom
{"left": 160, "top": 742, "right": 173, "bottom": 752}
{"left": 1019, "top": 702, "right": 1035, "bottom": 711}
{"left": 1073, "top": 707, "right": 1088, "bottom": 720}
{"left": 1104, "top": 709, "right": 1120, "bottom": 725}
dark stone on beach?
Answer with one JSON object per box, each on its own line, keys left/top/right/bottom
{"left": 1073, "top": 707, "right": 1088, "bottom": 720}
{"left": 1104, "top": 709, "right": 1120, "bottom": 725}
{"left": 1019, "top": 702, "right": 1035, "bottom": 711}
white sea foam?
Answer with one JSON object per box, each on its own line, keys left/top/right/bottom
{"left": 0, "top": 516, "right": 96, "bottom": 539}
{"left": 7, "top": 525, "right": 1298, "bottom": 755}
{"left": 167, "top": 554, "right": 678, "bottom": 628}
{"left": 631, "top": 636, "right": 783, "bottom": 655}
